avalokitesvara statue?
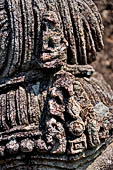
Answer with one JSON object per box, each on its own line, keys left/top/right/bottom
{"left": 0, "top": 0, "right": 112, "bottom": 169}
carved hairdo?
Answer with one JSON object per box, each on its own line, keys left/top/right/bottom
{"left": 0, "top": 0, "right": 104, "bottom": 76}
{"left": 45, "top": 0, "right": 104, "bottom": 65}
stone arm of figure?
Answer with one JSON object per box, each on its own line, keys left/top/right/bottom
{"left": 63, "top": 64, "right": 95, "bottom": 77}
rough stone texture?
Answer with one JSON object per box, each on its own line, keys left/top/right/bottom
{"left": 92, "top": 0, "right": 113, "bottom": 89}
{"left": 0, "top": 0, "right": 112, "bottom": 170}
{"left": 0, "top": 70, "right": 112, "bottom": 169}
{"left": 87, "top": 141, "right": 113, "bottom": 170}
{"left": 0, "top": 0, "right": 104, "bottom": 78}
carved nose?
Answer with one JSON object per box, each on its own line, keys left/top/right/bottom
{"left": 42, "top": 37, "right": 54, "bottom": 50}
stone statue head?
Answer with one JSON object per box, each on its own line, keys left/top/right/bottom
{"left": 0, "top": 0, "right": 104, "bottom": 78}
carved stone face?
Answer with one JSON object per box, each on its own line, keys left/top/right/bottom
{"left": 38, "top": 11, "right": 67, "bottom": 69}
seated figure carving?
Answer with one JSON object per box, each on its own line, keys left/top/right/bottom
{"left": 0, "top": 0, "right": 112, "bottom": 169}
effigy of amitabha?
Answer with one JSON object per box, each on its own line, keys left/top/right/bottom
{"left": 0, "top": 0, "right": 112, "bottom": 169}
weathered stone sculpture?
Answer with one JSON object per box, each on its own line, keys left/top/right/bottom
{"left": 0, "top": 0, "right": 104, "bottom": 77}
{"left": 0, "top": 0, "right": 112, "bottom": 169}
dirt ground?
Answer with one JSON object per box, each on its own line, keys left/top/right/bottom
{"left": 92, "top": 0, "right": 113, "bottom": 89}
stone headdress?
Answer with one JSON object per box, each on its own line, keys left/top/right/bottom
{"left": 0, "top": 0, "right": 103, "bottom": 77}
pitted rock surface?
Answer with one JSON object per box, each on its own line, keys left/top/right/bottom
{"left": 0, "top": 70, "right": 112, "bottom": 170}
{"left": 0, "top": 0, "right": 112, "bottom": 170}
{"left": 0, "top": 0, "right": 104, "bottom": 78}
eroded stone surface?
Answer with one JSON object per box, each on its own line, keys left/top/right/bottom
{"left": 0, "top": 0, "right": 112, "bottom": 170}
{"left": 0, "top": 0, "right": 104, "bottom": 78}
{"left": 0, "top": 70, "right": 112, "bottom": 161}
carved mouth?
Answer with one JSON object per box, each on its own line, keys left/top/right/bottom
{"left": 41, "top": 49, "right": 59, "bottom": 62}
{"left": 41, "top": 49, "right": 53, "bottom": 54}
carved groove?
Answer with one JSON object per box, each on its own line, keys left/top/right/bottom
{"left": 0, "top": 0, "right": 104, "bottom": 77}
{"left": 0, "top": 1, "right": 112, "bottom": 170}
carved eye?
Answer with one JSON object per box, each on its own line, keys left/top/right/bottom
{"left": 48, "top": 37, "right": 54, "bottom": 48}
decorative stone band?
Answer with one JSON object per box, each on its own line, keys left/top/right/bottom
{"left": 0, "top": 70, "right": 112, "bottom": 161}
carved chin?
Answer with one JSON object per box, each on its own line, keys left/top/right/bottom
{"left": 41, "top": 53, "right": 54, "bottom": 62}
{"left": 39, "top": 52, "right": 64, "bottom": 69}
